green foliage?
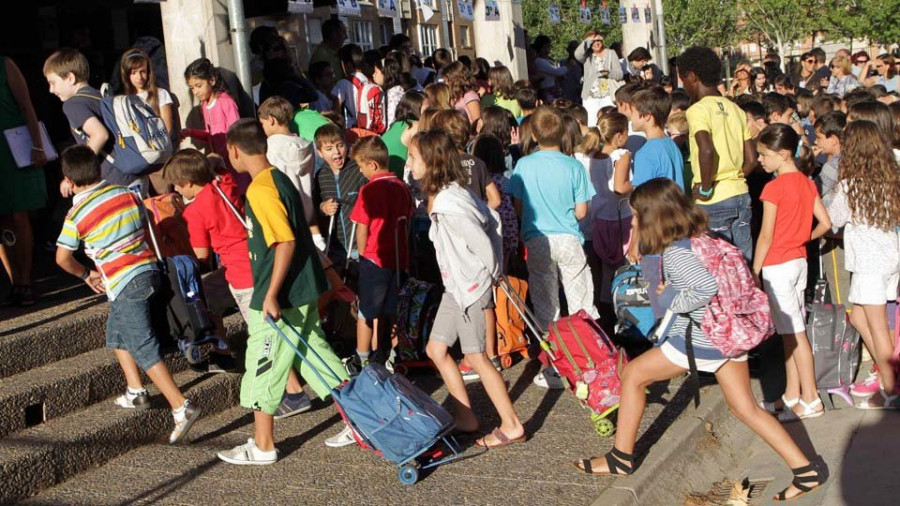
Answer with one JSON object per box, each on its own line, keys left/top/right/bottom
{"left": 521, "top": 0, "right": 623, "bottom": 61}
{"left": 817, "top": 0, "right": 900, "bottom": 46}
{"left": 740, "top": 0, "right": 819, "bottom": 58}
{"left": 664, "top": 0, "right": 740, "bottom": 51}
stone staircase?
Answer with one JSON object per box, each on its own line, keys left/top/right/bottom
{"left": 0, "top": 276, "right": 245, "bottom": 504}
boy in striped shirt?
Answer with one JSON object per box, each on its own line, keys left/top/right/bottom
{"left": 55, "top": 146, "right": 201, "bottom": 444}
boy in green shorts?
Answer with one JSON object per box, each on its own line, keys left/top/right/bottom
{"left": 216, "top": 119, "right": 348, "bottom": 465}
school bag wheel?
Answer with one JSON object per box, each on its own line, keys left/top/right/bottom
{"left": 398, "top": 463, "right": 420, "bottom": 485}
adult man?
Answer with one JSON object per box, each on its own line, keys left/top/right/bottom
{"left": 627, "top": 47, "right": 662, "bottom": 83}
{"left": 310, "top": 19, "right": 348, "bottom": 80}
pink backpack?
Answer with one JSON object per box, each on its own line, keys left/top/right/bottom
{"left": 690, "top": 234, "right": 774, "bottom": 357}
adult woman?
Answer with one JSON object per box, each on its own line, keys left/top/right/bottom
{"left": 443, "top": 61, "right": 482, "bottom": 130}
{"left": 729, "top": 68, "right": 752, "bottom": 97}
{"left": 796, "top": 52, "right": 816, "bottom": 90}
{"left": 751, "top": 66, "right": 771, "bottom": 94}
{"left": 0, "top": 57, "right": 47, "bottom": 306}
{"left": 851, "top": 51, "right": 870, "bottom": 79}
{"left": 825, "top": 55, "right": 860, "bottom": 98}
{"left": 574, "top": 31, "right": 624, "bottom": 127}
{"left": 864, "top": 54, "right": 899, "bottom": 94}
{"left": 532, "top": 35, "right": 567, "bottom": 103}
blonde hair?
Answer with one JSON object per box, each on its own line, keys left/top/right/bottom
{"left": 667, "top": 112, "right": 688, "bottom": 136}
{"left": 424, "top": 82, "right": 452, "bottom": 110}
{"left": 832, "top": 54, "right": 853, "bottom": 77}
{"left": 596, "top": 111, "right": 629, "bottom": 144}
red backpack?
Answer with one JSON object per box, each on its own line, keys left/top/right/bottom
{"left": 349, "top": 75, "right": 386, "bottom": 134}
{"left": 690, "top": 234, "right": 774, "bottom": 357}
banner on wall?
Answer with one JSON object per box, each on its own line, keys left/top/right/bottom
{"left": 485, "top": 0, "right": 500, "bottom": 21}
{"left": 619, "top": 5, "right": 627, "bottom": 24}
{"left": 337, "top": 0, "right": 361, "bottom": 17}
{"left": 457, "top": 0, "right": 474, "bottom": 21}
{"left": 417, "top": 0, "right": 435, "bottom": 21}
{"left": 644, "top": 4, "right": 652, "bottom": 23}
{"left": 548, "top": 4, "right": 561, "bottom": 24}
{"left": 579, "top": 7, "right": 592, "bottom": 24}
{"left": 600, "top": 4, "right": 610, "bottom": 25}
{"left": 287, "top": 0, "right": 313, "bottom": 14}
{"left": 377, "top": 0, "right": 399, "bottom": 18}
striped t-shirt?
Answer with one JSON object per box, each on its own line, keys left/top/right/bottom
{"left": 57, "top": 181, "right": 156, "bottom": 300}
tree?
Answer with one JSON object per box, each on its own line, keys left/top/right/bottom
{"left": 817, "top": 0, "right": 900, "bottom": 48}
{"left": 521, "top": 0, "right": 623, "bottom": 61}
{"left": 664, "top": 0, "right": 741, "bottom": 53}
{"left": 741, "top": 0, "right": 820, "bottom": 70}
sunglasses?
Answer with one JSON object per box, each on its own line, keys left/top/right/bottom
{"left": 857, "top": 59, "right": 869, "bottom": 64}
{"left": 804, "top": 59, "right": 815, "bottom": 63}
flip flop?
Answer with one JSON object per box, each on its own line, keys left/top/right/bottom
{"left": 475, "top": 428, "right": 526, "bottom": 449}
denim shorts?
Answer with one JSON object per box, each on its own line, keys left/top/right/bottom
{"left": 358, "top": 257, "right": 400, "bottom": 320}
{"left": 106, "top": 269, "right": 164, "bottom": 371}
{"left": 698, "top": 193, "right": 753, "bottom": 262}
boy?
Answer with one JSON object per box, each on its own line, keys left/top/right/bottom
{"left": 44, "top": 48, "right": 133, "bottom": 191}
{"left": 216, "top": 120, "right": 347, "bottom": 465}
{"left": 331, "top": 44, "right": 365, "bottom": 128}
{"left": 515, "top": 87, "right": 540, "bottom": 123}
{"left": 55, "top": 146, "right": 201, "bottom": 443}
{"left": 258, "top": 96, "right": 324, "bottom": 251}
{"left": 346, "top": 137, "right": 413, "bottom": 375}
{"left": 814, "top": 112, "right": 847, "bottom": 210}
{"left": 677, "top": 46, "right": 756, "bottom": 261}
{"left": 313, "top": 123, "right": 368, "bottom": 265}
{"left": 614, "top": 81, "right": 649, "bottom": 154}
{"left": 508, "top": 106, "right": 599, "bottom": 389}
{"left": 630, "top": 86, "right": 684, "bottom": 189}
{"left": 166, "top": 149, "right": 312, "bottom": 419}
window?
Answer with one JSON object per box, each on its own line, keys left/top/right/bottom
{"left": 381, "top": 20, "right": 394, "bottom": 47}
{"left": 459, "top": 25, "right": 471, "bottom": 48}
{"left": 418, "top": 24, "right": 438, "bottom": 57}
{"left": 351, "top": 20, "right": 374, "bottom": 51}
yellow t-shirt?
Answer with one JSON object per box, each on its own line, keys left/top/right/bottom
{"left": 685, "top": 96, "right": 750, "bottom": 205}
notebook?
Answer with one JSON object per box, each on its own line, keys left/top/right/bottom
{"left": 3, "top": 122, "right": 57, "bottom": 168}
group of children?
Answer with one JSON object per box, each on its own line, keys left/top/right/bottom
{"left": 40, "top": 38, "right": 900, "bottom": 501}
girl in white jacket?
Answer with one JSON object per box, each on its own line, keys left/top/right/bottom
{"left": 409, "top": 129, "right": 526, "bottom": 448}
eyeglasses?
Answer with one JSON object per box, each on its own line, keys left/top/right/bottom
{"left": 857, "top": 59, "right": 869, "bottom": 64}
{"left": 804, "top": 59, "right": 815, "bottom": 64}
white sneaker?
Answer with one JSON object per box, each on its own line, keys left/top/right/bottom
{"left": 533, "top": 369, "right": 565, "bottom": 389}
{"left": 114, "top": 389, "right": 150, "bottom": 410}
{"left": 217, "top": 438, "right": 278, "bottom": 465}
{"left": 325, "top": 424, "right": 359, "bottom": 448}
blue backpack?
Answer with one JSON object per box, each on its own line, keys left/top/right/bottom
{"left": 73, "top": 93, "right": 172, "bottom": 175}
{"left": 333, "top": 364, "right": 454, "bottom": 463}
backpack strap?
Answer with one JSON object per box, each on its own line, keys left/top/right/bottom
{"left": 684, "top": 319, "right": 702, "bottom": 409}
{"left": 212, "top": 180, "right": 250, "bottom": 231}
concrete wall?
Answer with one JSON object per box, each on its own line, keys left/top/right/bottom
{"left": 472, "top": 0, "right": 526, "bottom": 79}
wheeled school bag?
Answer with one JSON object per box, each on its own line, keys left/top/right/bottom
{"left": 73, "top": 93, "right": 172, "bottom": 175}
{"left": 494, "top": 275, "right": 530, "bottom": 368}
{"left": 395, "top": 278, "right": 441, "bottom": 363}
{"left": 612, "top": 264, "right": 657, "bottom": 350}
{"left": 143, "top": 193, "right": 194, "bottom": 258}
{"left": 267, "top": 317, "right": 464, "bottom": 485}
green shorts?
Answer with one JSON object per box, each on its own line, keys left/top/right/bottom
{"left": 241, "top": 303, "right": 348, "bottom": 415}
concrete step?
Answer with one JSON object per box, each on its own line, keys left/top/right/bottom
{"left": 0, "top": 367, "right": 243, "bottom": 504}
{"left": 0, "top": 313, "right": 246, "bottom": 440}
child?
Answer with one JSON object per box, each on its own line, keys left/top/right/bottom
{"left": 55, "top": 146, "right": 201, "bottom": 443}
{"left": 313, "top": 123, "right": 367, "bottom": 265}
{"left": 332, "top": 44, "right": 384, "bottom": 132}
{"left": 614, "top": 82, "right": 648, "bottom": 154}
{"left": 630, "top": 86, "right": 684, "bottom": 189}
{"left": 827, "top": 120, "right": 900, "bottom": 408}
{"left": 409, "top": 129, "right": 526, "bottom": 447}
{"left": 181, "top": 58, "right": 249, "bottom": 192}
{"left": 216, "top": 119, "right": 347, "bottom": 465}
{"left": 753, "top": 124, "right": 832, "bottom": 421}
{"left": 430, "top": 109, "right": 502, "bottom": 210}
{"left": 481, "top": 65, "right": 523, "bottom": 118}
{"left": 347, "top": 137, "right": 413, "bottom": 375}
{"left": 514, "top": 87, "right": 540, "bottom": 123}
{"left": 507, "top": 106, "right": 599, "bottom": 389}
{"left": 472, "top": 134, "right": 518, "bottom": 273}
{"left": 258, "top": 96, "right": 323, "bottom": 251}
{"left": 44, "top": 49, "right": 132, "bottom": 189}
{"left": 308, "top": 61, "right": 336, "bottom": 113}
{"left": 166, "top": 149, "right": 312, "bottom": 418}
{"left": 120, "top": 48, "right": 176, "bottom": 139}
{"left": 677, "top": 46, "right": 756, "bottom": 261}
{"left": 575, "top": 178, "right": 825, "bottom": 502}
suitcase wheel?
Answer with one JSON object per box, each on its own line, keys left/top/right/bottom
{"left": 393, "top": 363, "right": 409, "bottom": 376}
{"left": 398, "top": 463, "right": 419, "bottom": 485}
{"left": 591, "top": 415, "right": 615, "bottom": 437}
{"left": 185, "top": 344, "right": 203, "bottom": 365}
{"left": 501, "top": 354, "right": 513, "bottom": 369}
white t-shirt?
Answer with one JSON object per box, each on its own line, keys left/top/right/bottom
{"left": 583, "top": 148, "right": 632, "bottom": 223}
{"left": 137, "top": 88, "right": 174, "bottom": 109}
{"left": 266, "top": 134, "right": 316, "bottom": 224}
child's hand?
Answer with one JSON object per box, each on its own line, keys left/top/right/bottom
{"left": 59, "top": 179, "right": 74, "bottom": 198}
{"left": 321, "top": 199, "right": 339, "bottom": 216}
{"left": 752, "top": 269, "right": 762, "bottom": 289}
{"left": 626, "top": 240, "right": 641, "bottom": 264}
{"left": 85, "top": 270, "right": 105, "bottom": 294}
{"left": 656, "top": 282, "right": 667, "bottom": 296}
{"left": 263, "top": 294, "right": 281, "bottom": 321}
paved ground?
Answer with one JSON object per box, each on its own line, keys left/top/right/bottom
{"left": 26, "top": 359, "right": 694, "bottom": 506}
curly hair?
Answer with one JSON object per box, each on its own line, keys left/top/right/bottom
{"left": 838, "top": 120, "right": 900, "bottom": 231}
{"left": 441, "top": 61, "right": 475, "bottom": 105}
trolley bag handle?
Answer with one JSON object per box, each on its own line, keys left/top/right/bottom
{"left": 343, "top": 221, "right": 358, "bottom": 282}
{"left": 494, "top": 273, "right": 557, "bottom": 362}
{"left": 129, "top": 187, "right": 164, "bottom": 263}
{"left": 326, "top": 214, "right": 335, "bottom": 256}
{"left": 394, "top": 215, "right": 409, "bottom": 289}
{"left": 212, "top": 179, "right": 250, "bottom": 231}
{"left": 265, "top": 316, "right": 345, "bottom": 387}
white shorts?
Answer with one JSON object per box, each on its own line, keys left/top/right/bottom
{"left": 761, "top": 258, "right": 808, "bottom": 334}
{"left": 848, "top": 271, "right": 900, "bottom": 306}
{"left": 660, "top": 341, "right": 748, "bottom": 373}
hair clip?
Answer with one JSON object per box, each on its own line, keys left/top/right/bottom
{"left": 795, "top": 143, "right": 803, "bottom": 158}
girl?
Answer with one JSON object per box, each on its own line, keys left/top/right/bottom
{"left": 575, "top": 178, "right": 825, "bottom": 502}
{"left": 380, "top": 55, "right": 406, "bottom": 127}
{"left": 827, "top": 121, "right": 900, "bottom": 408}
{"left": 847, "top": 101, "right": 900, "bottom": 163}
{"left": 409, "top": 129, "right": 526, "bottom": 448}
{"left": 424, "top": 82, "right": 452, "bottom": 110}
{"left": 181, "top": 58, "right": 249, "bottom": 192}
{"left": 480, "top": 106, "right": 520, "bottom": 177}
{"left": 729, "top": 68, "right": 752, "bottom": 97}
{"left": 481, "top": 66, "right": 522, "bottom": 118}
{"left": 120, "top": 48, "right": 175, "bottom": 139}
{"left": 443, "top": 61, "right": 482, "bottom": 130}
{"left": 750, "top": 67, "right": 771, "bottom": 94}
{"left": 383, "top": 90, "right": 425, "bottom": 178}
{"left": 753, "top": 124, "right": 832, "bottom": 421}
{"left": 590, "top": 112, "right": 633, "bottom": 308}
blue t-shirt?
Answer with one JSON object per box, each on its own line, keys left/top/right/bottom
{"left": 507, "top": 150, "right": 595, "bottom": 244}
{"left": 632, "top": 137, "right": 685, "bottom": 189}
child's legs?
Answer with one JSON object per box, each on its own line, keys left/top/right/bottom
{"left": 715, "top": 360, "right": 810, "bottom": 469}
{"left": 254, "top": 410, "right": 275, "bottom": 451}
{"left": 287, "top": 305, "right": 349, "bottom": 398}
{"left": 861, "top": 304, "right": 895, "bottom": 392}
{"left": 240, "top": 310, "right": 300, "bottom": 417}
{"left": 849, "top": 271, "right": 899, "bottom": 391}
{"left": 113, "top": 350, "right": 144, "bottom": 390}
{"left": 356, "top": 259, "right": 394, "bottom": 355}
{"left": 763, "top": 259, "right": 815, "bottom": 401}
{"left": 10, "top": 212, "right": 33, "bottom": 285}
{"left": 553, "top": 234, "right": 600, "bottom": 319}
{"left": 525, "top": 236, "right": 560, "bottom": 331}
{"left": 426, "top": 292, "right": 477, "bottom": 430}
{"left": 484, "top": 305, "right": 498, "bottom": 360}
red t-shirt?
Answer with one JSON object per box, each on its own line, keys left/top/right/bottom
{"left": 760, "top": 172, "right": 818, "bottom": 267}
{"left": 349, "top": 172, "right": 413, "bottom": 270}
{"left": 183, "top": 174, "right": 254, "bottom": 289}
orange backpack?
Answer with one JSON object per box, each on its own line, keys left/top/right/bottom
{"left": 143, "top": 193, "right": 194, "bottom": 259}
{"left": 495, "top": 276, "right": 530, "bottom": 368}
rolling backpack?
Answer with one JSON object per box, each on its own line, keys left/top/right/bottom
{"left": 349, "top": 75, "right": 386, "bottom": 134}
{"left": 73, "top": 93, "right": 172, "bottom": 175}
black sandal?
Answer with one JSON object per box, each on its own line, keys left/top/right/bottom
{"left": 773, "top": 463, "right": 823, "bottom": 501}
{"left": 574, "top": 447, "right": 635, "bottom": 476}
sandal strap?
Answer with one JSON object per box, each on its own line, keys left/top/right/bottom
{"left": 491, "top": 428, "right": 510, "bottom": 445}
{"left": 609, "top": 447, "right": 635, "bottom": 464}
{"left": 799, "top": 398, "right": 822, "bottom": 412}
{"left": 581, "top": 459, "right": 593, "bottom": 475}
{"left": 605, "top": 450, "right": 634, "bottom": 475}
{"left": 791, "top": 477, "right": 813, "bottom": 493}
{"left": 790, "top": 463, "right": 816, "bottom": 475}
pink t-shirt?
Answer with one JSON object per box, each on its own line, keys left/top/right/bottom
{"left": 200, "top": 92, "right": 250, "bottom": 192}
{"left": 454, "top": 90, "right": 481, "bottom": 122}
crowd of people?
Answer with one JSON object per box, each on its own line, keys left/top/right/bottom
{"left": 0, "top": 19, "right": 897, "bottom": 502}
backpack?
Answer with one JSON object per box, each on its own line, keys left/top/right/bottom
{"left": 349, "top": 76, "right": 386, "bottom": 134}
{"left": 143, "top": 193, "right": 194, "bottom": 259}
{"left": 73, "top": 93, "right": 172, "bottom": 175}
{"left": 689, "top": 233, "right": 774, "bottom": 357}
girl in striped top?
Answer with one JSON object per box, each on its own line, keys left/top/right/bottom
{"left": 575, "top": 178, "right": 824, "bottom": 502}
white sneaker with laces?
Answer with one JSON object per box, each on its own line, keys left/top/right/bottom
{"left": 533, "top": 369, "right": 565, "bottom": 390}
{"left": 325, "top": 424, "right": 359, "bottom": 448}
{"left": 217, "top": 438, "right": 278, "bottom": 465}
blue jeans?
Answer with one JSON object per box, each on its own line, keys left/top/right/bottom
{"left": 698, "top": 193, "right": 753, "bottom": 261}
{"left": 106, "top": 269, "right": 163, "bottom": 371}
